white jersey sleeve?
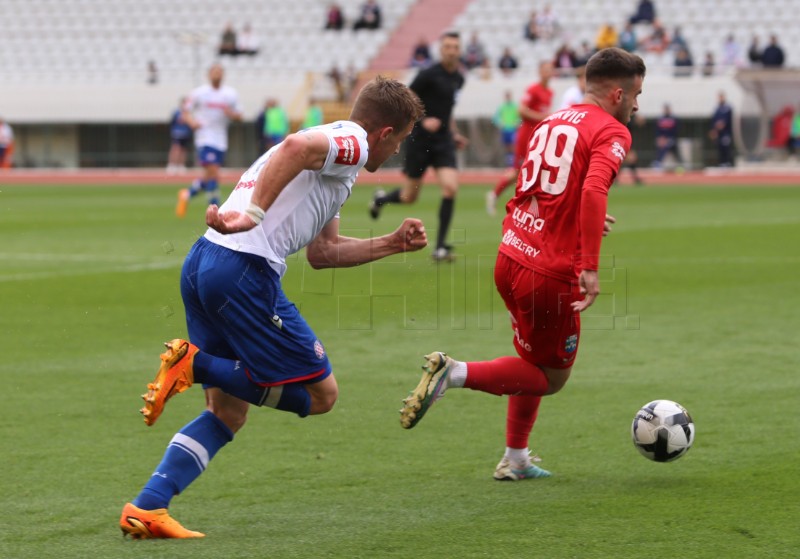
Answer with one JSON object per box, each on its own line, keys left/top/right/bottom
{"left": 203, "top": 121, "right": 369, "bottom": 277}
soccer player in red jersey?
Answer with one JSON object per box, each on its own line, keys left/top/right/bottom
{"left": 486, "top": 60, "right": 555, "bottom": 216}
{"left": 400, "top": 47, "right": 646, "bottom": 481}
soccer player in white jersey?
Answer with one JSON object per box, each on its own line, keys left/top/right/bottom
{"left": 176, "top": 63, "right": 242, "bottom": 218}
{"left": 558, "top": 65, "right": 586, "bottom": 110}
{"left": 120, "top": 76, "right": 426, "bottom": 539}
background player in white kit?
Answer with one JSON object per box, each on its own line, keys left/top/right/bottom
{"left": 120, "top": 76, "right": 426, "bottom": 539}
{"left": 176, "top": 63, "right": 242, "bottom": 218}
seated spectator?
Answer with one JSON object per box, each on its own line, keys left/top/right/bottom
{"left": 674, "top": 46, "right": 693, "bottom": 77}
{"left": 702, "top": 51, "right": 716, "bottom": 76}
{"left": 147, "top": 60, "right": 159, "bottom": 85}
{"left": 641, "top": 19, "right": 669, "bottom": 54}
{"left": 721, "top": 34, "right": 742, "bottom": 68}
{"left": 553, "top": 43, "right": 577, "bottom": 74}
{"left": 747, "top": 35, "right": 762, "bottom": 66}
{"left": 324, "top": 3, "right": 344, "bottom": 30}
{"left": 237, "top": 23, "right": 259, "bottom": 55}
{"left": 536, "top": 5, "right": 559, "bottom": 40}
{"left": 629, "top": 0, "right": 656, "bottom": 24}
{"left": 410, "top": 36, "right": 432, "bottom": 68}
{"left": 523, "top": 11, "right": 540, "bottom": 41}
{"left": 353, "top": 0, "right": 381, "bottom": 30}
{"left": 761, "top": 35, "right": 785, "bottom": 68}
{"left": 618, "top": 22, "right": 638, "bottom": 52}
{"left": 497, "top": 47, "right": 519, "bottom": 76}
{"left": 574, "top": 41, "right": 594, "bottom": 67}
{"left": 669, "top": 26, "right": 689, "bottom": 53}
{"left": 218, "top": 23, "right": 238, "bottom": 55}
{"left": 595, "top": 23, "right": 618, "bottom": 51}
{"left": 462, "top": 32, "right": 487, "bottom": 70}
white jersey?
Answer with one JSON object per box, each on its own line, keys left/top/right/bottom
{"left": 186, "top": 84, "right": 240, "bottom": 151}
{"left": 204, "top": 121, "right": 368, "bottom": 277}
{"left": 0, "top": 123, "right": 13, "bottom": 147}
{"left": 559, "top": 85, "right": 584, "bottom": 110}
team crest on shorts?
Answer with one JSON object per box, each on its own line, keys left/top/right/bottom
{"left": 564, "top": 334, "right": 578, "bottom": 354}
{"left": 314, "top": 340, "right": 326, "bottom": 359}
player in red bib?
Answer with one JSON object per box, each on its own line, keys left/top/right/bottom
{"left": 400, "top": 48, "right": 646, "bottom": 480}
{"left": 486, "top": 60, "right": 554, "bottom": 216}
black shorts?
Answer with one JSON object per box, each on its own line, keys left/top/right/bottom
{"left": 403, "top": 130, "right": 457, "bottom": 178}
{"left": 171, "top": 137, "right": 190, "bottom": 149}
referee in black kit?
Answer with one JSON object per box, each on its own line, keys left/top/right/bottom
{"left": 369, "top": 30, "right": 468, "bottom": 262}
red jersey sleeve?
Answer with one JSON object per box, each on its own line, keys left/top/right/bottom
{"left": 579, "top": 125, "right": 631, "bottom": 271}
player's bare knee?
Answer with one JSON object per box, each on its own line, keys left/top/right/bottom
{"left": 542, "top": 367, "right": 572, "bottom": 395}
{"left": 309, "top": 391, "right": 338, "bottom": 415}
{"left": 208, "top": 405, "right": 248, "bottom": 433}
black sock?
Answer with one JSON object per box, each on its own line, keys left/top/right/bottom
{"left": 377, "top": 188, "right": 402, "bottom": 206}
{"left": 437, "top": 197, "right": 455, "bottom": 249}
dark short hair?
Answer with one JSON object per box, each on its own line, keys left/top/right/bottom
{"left": 350, "top": 75, "right": 425, "bottom": 132}
{"left": 441, "top": 30, "right": 460, "bottom": 41}
{"left": 585, "top": 47, "right": 646, "bottom": 84}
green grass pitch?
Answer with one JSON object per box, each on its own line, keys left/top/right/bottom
{"left": 1, "top": 182, "right": 798, "bottom": 558}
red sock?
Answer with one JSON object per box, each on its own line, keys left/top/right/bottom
{"left": 464, "top": 357, "right": 548, "bottom": 396}
{"left": 506, "top": 395, "right": 541, "bottom": 449}
{"left": 493, "top": 175, "right": 512, "bottom": 197}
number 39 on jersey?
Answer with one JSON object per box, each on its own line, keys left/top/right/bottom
{"left": 519, "top": 123, "right": 580, "bottom": 195}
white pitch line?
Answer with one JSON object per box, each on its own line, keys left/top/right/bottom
{"left": 0, "top": 252, "right": 153, "bottom": 263}
{"left": 0, "top": 260, "right": 181, "bottom": 282}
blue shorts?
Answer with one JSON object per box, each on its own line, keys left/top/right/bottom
{"left": 180, "top": 237, "right": 332, "bottom": 386}
{"left": 197, "top": 146, "right": 226, "bottom": 167}
{"left": 501, "top": 129, "right": 517, "bottom": 147}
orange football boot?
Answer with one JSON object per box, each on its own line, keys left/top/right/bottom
{"left": 120, "top": 502, "right": 204, "bottom": 539}
{"left": 175, "top": 188, "right": 190, "bottom": 218}
{"left": 140, "top": 339, "right": 198, "bottom": 426}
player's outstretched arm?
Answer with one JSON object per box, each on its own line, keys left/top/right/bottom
{"left": 306, "top": 218, "right": 427, "bottom": 269}
{"left": 206, "top": 132, "right": 330, "bottom": 235}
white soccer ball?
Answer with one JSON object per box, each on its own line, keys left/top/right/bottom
{"left": 631, "top": 400, "right": 695, "bottom": 462}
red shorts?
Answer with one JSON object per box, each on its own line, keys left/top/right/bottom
{"left": 494, "top": 253, "right": 581, "bottom": 369}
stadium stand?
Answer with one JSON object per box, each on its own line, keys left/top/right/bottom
{"left": 1, "top": 0, "right": 798, "bottom": 167}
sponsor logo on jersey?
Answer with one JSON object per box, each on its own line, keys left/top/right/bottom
{"left": 511, "top": 197, "right": 545, "bottom": 234}
{"left": 501, "top": 229, "right": 541, "bottom": 258}
{"left": 334, "top": 135, "right": 360, "bottom": 165}
{"left": 234, "top": 179, "right": 256, "bottom": 190}
{"left": 610, "top": 141, "right": 627, "bottom": 161}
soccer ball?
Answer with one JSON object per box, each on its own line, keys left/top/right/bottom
{"left": 631, "top": 400, "right": 695, "bottom": 462}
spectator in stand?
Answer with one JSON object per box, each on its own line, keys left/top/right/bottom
{"left": 596, "top": 23, "right": 618, "bottom": 51}
{"left": 619, "top": 22, "right": 638, "bottom": 52}
{"left": 536, "top": 5, "right": 559, "bottom": 40}
{"left": 498, "top": 47, "right": 519, "bottom": 76}
{"left": 523, "top": 11, "right": 540, "bottom": 42}
{"left": 410, "top": 36, "right": 432, "bottom": 68}
{"left": 721, "top": 34, "right": 742, "bottom": 68}
{"left": 642, "top": 19, "right": 669, "bottom": 54}
{"left": 574, "top": 41, "right": 594, "bottom": 67}
{"left": 747, "top": 35, "right": 762, "bottom": 66}
{"left": 709, "top": 92, "right": 734, "bottom": 167}
{"left": 669, "top": 26, "right": 689, "bottom": 53}
{"left": 462, "top": 32, "right": 487, "bottom": 70}
{"left": 493, "top": 90, "right": 520, "bottom": 167}
{"left": 702, "top": 51, "right": 716, "bottom": 76}
{"left": 0, "top": 117, "right": 14, "bottom": 169}
{"left": 553, "top": 42, "right": 578, "bottom": 74}
{"left": 353, "top": 0, "right": 381, "bottom": 31}
{"left": 629, "top": 0, "right": 656, "bottom": 24}
{"left": 237, "top": 23, "right": 259, "bottom": 55}
{"left": 674, "top": 47, "right": 693, "bottom": 77}
{"left": 761, "top": 35, "right": 785, "bottom": 68}
{"left": 218, "top": 23, "right": 238, "bottom": 55}
{"left": 324, "top": 3, "right": 344, "bottom": 30}
{"left": 167, "top": 98, "right": 192, "bottom": 174}
{"left": 147, "top": 60, "right": 159, "bottom": 85}
{"left": 653, "top": 104, "right": 683, "bottom": 170}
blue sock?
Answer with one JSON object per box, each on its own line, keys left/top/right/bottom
{"left": 203, "top": 179, "right": 220, "bottom": 206}
{"left": 132, "top": 410, "right": 233, "bottom": 510}
{"left": 188, "top": 179, "right": 203, "bottom": 197}
{"left": 193, "top": 352, "right": 311, "bottom": 417}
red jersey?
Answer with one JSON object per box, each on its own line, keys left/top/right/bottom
{"left": 516, "top": 82, "right": 554, "bottom": 149}
{"left": 499, "top": 104, "right": 631, "bottom": 281}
